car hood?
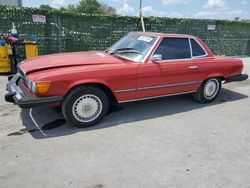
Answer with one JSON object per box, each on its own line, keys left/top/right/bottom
{"left": 19, "top": 51, "right": 126, "bottom": 74}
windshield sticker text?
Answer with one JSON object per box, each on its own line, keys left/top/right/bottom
{"left": 137, "top": 36, "right": 153, "bottom": 43}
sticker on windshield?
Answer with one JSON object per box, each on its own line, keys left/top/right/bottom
{"left": 137, "top": 36, "right": 153, "bottom": 43}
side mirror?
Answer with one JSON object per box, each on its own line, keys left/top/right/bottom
{"left": 151, "top": 54, "right": 162, "bottom": 62}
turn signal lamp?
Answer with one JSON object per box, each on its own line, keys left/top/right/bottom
{"left": 36, "top": 82, "right": 51, "bottom": 95}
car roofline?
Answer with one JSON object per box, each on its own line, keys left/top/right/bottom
{"left": 129, "top": 31, "right": 196, "bottom": 38}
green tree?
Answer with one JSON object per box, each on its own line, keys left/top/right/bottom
{"left": 77, "top": 0, "right": 105, "bottom": 14}
{"left": 101, "top": 3, "right": 117, "bottom": 15}
{"left": 39, "top": 4, "right": 53, "bottom": 10}
{"left": 62, "top": 4, "right": 77, "bottom": 13}
{"left": 61, "top": 0, "right": 116, "bottom": 15}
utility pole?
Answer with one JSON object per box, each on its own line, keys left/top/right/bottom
{"left": 139, "top": 0, "right": 145, "bottom": 32}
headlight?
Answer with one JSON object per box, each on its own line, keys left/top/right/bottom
{"left": 31, "top": 82, "right": 36, "bottom": 93}
{"left": 26, "top": 78, "right": 51, "bottom": 95}
{"left": 26, "top": 78, "right": 36, "bottom": 93}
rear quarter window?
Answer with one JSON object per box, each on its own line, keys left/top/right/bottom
{"left": 191, "top": 39, "right": 206, "bottom": 57}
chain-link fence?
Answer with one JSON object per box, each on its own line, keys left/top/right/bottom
{"left": 0, "top": 6, "right": 250, "bottom": 56}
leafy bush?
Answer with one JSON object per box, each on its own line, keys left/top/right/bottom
{"left": 0, "top": 5, "right": 249, "bottom": 56}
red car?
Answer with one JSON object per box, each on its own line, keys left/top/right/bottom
{"left": 5, "top": 32, "right": 248, "bottom": 127}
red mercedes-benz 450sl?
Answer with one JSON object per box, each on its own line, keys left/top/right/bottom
{"left": 5, "top": 32, "right": 248, "bottom": 127}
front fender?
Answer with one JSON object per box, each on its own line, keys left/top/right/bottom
{"left": 66, "top": 79, "right": 112, "bottom": 94}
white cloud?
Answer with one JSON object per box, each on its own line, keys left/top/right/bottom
{"left": 203, "top": 0, "right": 226, "bottom": 9}
{"left": 50, "top": 0, "right": 66, "bottom": 8}
{"left": 161, "top": 0, "right": 191, "bottom": 5}
{"left": 142, "top": 5, "right": 166, "bottom": 17}
{"left": 195, "top": 9, "right": 244, "bottom": 19}
{"left": 117, "top": 3, "right": 134, "bottom": 15}
{"left": 169, "top": 11, "right": 183, "bottom": 18}
{"left": 195, "top": 0, "right": 248, "bottom": 19}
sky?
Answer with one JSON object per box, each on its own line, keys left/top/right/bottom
{"left": 23, "top": 0, "right": 250, "bottom": 20}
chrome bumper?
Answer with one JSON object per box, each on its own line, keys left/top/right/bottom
{"left": 5, "top": 74, "right": 63, "bottom": 108}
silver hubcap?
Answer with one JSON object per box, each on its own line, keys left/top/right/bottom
{"left": 72, "top": 94, "right": 102, "bottom": 122}
{"left": 204, "top": 79, "right": 219, "bottom": 99}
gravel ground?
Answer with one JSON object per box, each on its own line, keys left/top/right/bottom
{"left": 0, "top": 58, "right": 250, "bottom": 188}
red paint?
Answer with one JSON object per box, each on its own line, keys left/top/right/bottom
{"left": 19, "top": 32, "right": 244, "bottom": 102}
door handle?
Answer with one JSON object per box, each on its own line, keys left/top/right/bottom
{"left": 189, "top": 66, "right": 199, "bottom": 70}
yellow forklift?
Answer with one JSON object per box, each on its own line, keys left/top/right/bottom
{"left": 0, "top": 23, "right": 38, "bottom": 73}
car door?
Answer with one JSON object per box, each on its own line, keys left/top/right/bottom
{"left": 189, "top": 38, "right": 223, "bottom": 81}
{"left": 136, "top": 37, "right": 200, "bottom": 99}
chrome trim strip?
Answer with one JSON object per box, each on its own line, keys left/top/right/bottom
{"left": 192, "top": 55, "right": 208, "bottom": 59}
{"left": 118, "top": 91, "right": 196, "bottom": 103}
{"left": 114, "top": 88, "right": 137, "bottom": 93}
{"left": 152, "top": 56, "right": 214, "bottom": 63}
{"left": 114, "top": 81, "right": 202, "bottom": 93}
{"left": 137, "top": 81, "right": 201, "bottom": 91}
{"left": 188, "top": 38, "right": 193, "bottom": 58}
{"left": 154, "top": 58, "right": 193, "bottom": 63}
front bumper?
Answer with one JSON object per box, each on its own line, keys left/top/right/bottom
{"left": 5, "top": 73, "right": 63, "bottom": 108}
{"left": 227, "top": 74, "right": 248, "bottom": 82}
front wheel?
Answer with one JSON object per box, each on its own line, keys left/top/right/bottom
{"left": 193, "top": 78, "right": 221, "bottom": 103}
{"left": 62, "top": 86, "right": 109, "bottom": 128}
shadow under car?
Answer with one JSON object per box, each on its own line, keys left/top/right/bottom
{"left": 6, "top": 88, "right": 248, "bottom": 139}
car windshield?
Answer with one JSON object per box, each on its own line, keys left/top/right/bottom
{"left": 107, "top": 33, "right": 157, "bottom": 62}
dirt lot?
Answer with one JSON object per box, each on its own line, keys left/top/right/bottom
{"left": 0, "top": 58, "right": 250, "bottom": 188}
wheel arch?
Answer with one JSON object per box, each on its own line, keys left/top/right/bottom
{"left": 65, "top": 80, "right": 118, "bottom": 104}
{"left": 202, "top": 74, "right": 226, "bottom": 83}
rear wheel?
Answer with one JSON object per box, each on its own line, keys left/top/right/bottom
{"left": 193, "top": 78, "right": 221, "bottom": 103}
{"left": 62, "top": 86, "right": 109, "bottom": 128}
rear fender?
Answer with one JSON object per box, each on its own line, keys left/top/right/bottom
{"left": 203, "top": 73, "right": 225, "bottom": 83}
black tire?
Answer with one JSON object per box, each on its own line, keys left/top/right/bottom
{"left": 62, "top": 86, "right": 109, "bottom": 128}
{"left": 193, "top": 78, "right": 221, "bottom": 103}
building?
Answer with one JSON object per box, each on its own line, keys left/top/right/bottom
{"left": 0, "top": 0, "right": 22, "bottom": 6}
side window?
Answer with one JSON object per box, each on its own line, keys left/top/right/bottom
{"left": 191, "top": 38, "right": 206, "bottom": 57}
{"left": 154, "top": 38, "right": 191, "bottom": 60}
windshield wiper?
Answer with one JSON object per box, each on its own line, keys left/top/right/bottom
{"left": 110, "top": 48, "right": 142, "bottom": 55}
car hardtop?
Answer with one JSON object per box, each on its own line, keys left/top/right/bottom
{"left": 129, "top": 31, "right": 197, "bottom": 39}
